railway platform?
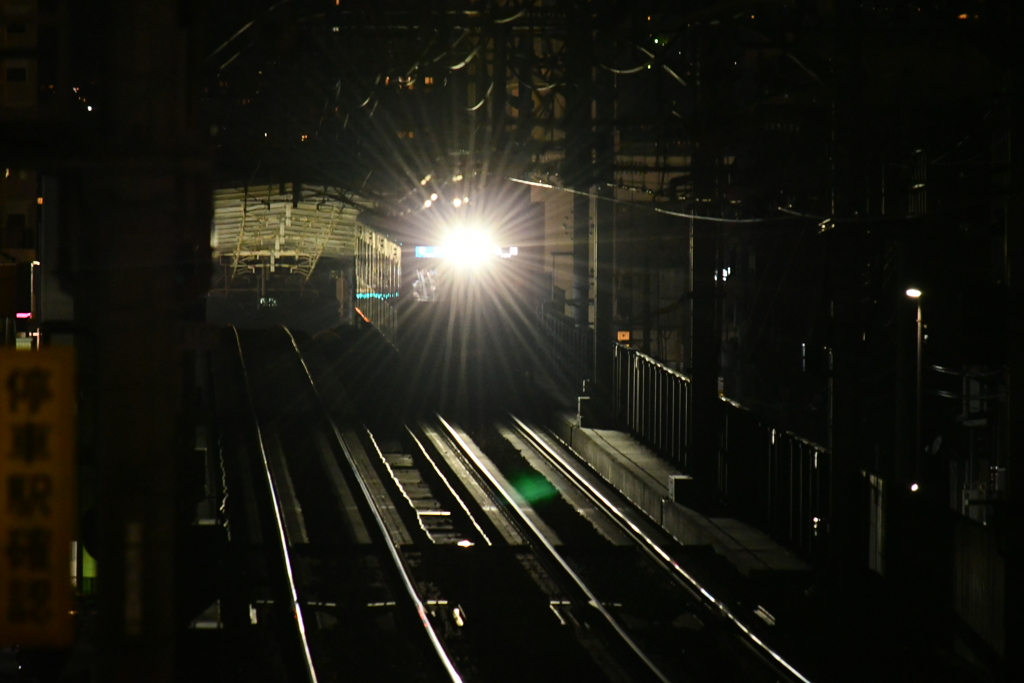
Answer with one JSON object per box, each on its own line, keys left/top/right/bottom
{"left": 550, "top": 413, "right": 810, "bottom": 580}
{"left": 537, "top": 409, "right": 993, "bottom": 683}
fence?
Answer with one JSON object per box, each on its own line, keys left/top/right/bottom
{"left": 613, "top": 344, "right": 689, "bottom": 465}
{"left": 539, "top": 304, "right": 592, "bottom": 396}
{"left": 355, "top": 223, "right": 400, "bottom": 345}
{"left": 719, "top": 400, "right": 832, "bottom": 558}
{"left": 611, "top": 342, "right": 832, "bottom": 560}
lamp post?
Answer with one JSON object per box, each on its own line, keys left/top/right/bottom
{"left": 906, "top": 288, "right": 922, "bottom": 490}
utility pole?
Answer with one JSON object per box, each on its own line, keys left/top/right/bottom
{"left": 80, "top": 2, "right": 209, "bottom": 681}
{"left": 828, "top": 0, "right": 866, "bottom": 586}
{"left": 593, "top": 15, "right": 616, "bottom": 402}
{"left": 686, "top": 20, "right": 721, "bottom": 484}
{"left": 1001, "top": 2, "right": 1024, "bottom": 675}
{"left": 565, "top": 3, "right": 592, "bottom": 332}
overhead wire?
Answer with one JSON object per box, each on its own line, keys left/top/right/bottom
{"left": 209, "top": 0, "right": 302, "bottom": 70}
{"left": 208, "top": 3, "right": 836, "bottom": 218}
{"left": 599, "top": 22, "right": 688, "bottom": 86}
{"left": 508, "top": 177, "right": 787, "bottom": 224}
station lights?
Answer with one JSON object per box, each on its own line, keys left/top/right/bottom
{"left": 421, "top": 194, "right": 470, "bottom": 210}
{"left": 906, "top": 286, "right": 923, "bottom": 492}
{"left": 417, "top": 168, "right": 469, "bottom": 212}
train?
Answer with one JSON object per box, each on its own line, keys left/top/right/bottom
{"left": 209, "top": 183, "right": 541, "bottom": 428}
{"left": 303, "top": 221, "right": 542, "bottom": 427}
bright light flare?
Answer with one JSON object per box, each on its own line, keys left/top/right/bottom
{"left": 442, "top": 227, "right": 497, "bottom": 267}
{"left": 906, "top": 288, "right": 922, "bottom": 298}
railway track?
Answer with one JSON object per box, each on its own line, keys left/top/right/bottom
{"left": 218, "top": 326, "right": 455, "bottom": 683}
{"left": 494, "top": 415, "right": 814, "bottom": 683}
{"left": 216, "top": 325, "right": 811, "bottom": 682}
{"left": 416, "top": 415, "right": 809, "bottom": 683}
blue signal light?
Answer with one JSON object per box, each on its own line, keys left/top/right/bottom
{"left": 356, "top": 292, "right": 398, "bottom": 300}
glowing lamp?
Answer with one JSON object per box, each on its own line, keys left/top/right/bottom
{"left": 442, "top": 227, "right": 497, "bottom": 266}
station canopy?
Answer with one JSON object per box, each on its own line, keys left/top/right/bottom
{"left": 211, "top": 183, "right": 372, "bottom": 291}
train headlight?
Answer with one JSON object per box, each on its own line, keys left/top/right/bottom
{"left": 442, "top": 227, "right": 497, "bottom": 267}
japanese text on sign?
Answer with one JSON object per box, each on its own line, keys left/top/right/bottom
{"left": 0, "top": 348, "right": 75, "bottom": 647}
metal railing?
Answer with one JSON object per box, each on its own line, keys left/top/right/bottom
{"left": 612, "top": 342, "right": 831, "bottom": 560}
{"left": 613, "top": 344, "right": 689, "bottom": 466}
{"left": 719, "top": 400, "right": 832, "bottom": 558}
{"left": 540, "top": 304, "right": 593, "bottom": 396}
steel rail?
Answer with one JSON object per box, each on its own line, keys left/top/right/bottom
{"left": 433, "top": 414, "right": 673, "bottom": 683}
{"left": 507, "top": 414, "right": 814, "bottom": 683}
{"left": 231, "top": 327, "right": 319, "bottom": 683}
{"left": 280, "top": 328, "right": 463, "bottom": 683}
{"left": 406, "top": 425, "right": 494, "bottom": 546}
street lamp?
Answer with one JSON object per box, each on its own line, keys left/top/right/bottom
{"left": 906, "top": 288, "right": 922, "bottom": 489}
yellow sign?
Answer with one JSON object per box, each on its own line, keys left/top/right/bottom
{"left": 0, "top": 347, "right": 76, "bottom": 647}
{"left": 617, "top": 330, "right": 631, "bottom": 342}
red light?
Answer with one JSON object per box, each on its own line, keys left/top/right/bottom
{"left": 15, "top": 312, "right": 31, "bottom": 319}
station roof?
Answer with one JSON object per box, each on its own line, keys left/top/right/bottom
{"left": 211, "top": 184, "right": 373, "bottom": 287}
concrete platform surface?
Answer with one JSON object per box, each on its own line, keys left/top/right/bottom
{"left": 555, "top": 413, "right": 809, "bottom": 578}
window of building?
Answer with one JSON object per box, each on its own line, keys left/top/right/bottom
{"left": 5, "top": 213, "right": 26, "bottom": 231}
{"left": 5, "top": 66, "right": 27, "bottom": 82}
{"left": 4, "top": 1, "right": 33, "bottom": 16}
{"left": 867, "top": 473, "right": 885, "bottom": 575}
{"left": 909, "top": 150, "right": 927, "bottom": 216}
{"left": 4, "top": 213, "right": 32, "bottom": 248}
